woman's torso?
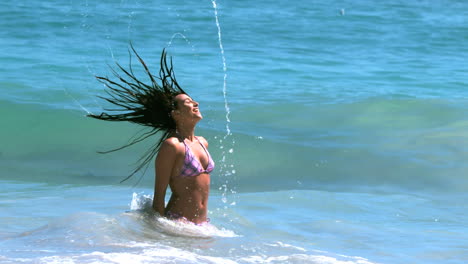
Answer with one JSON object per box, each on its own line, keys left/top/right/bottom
{"left": 165, "top": 136, "right": 214, "bottom": 224}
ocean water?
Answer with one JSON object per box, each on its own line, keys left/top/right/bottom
{"left": 1, "top": 0, "right": 468, "bottom": 263}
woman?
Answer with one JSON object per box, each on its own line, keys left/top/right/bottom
{"left": 89, "top": 46, "right": 214, "bottom": 224}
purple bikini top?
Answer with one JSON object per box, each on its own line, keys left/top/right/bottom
{"left": 179, "top": 137, "right": 215, "bottom": 177}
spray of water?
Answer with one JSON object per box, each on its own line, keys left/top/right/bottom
{"left": 211, "top": 0, "right": 237, "bottom": 217}
{"left": 62, "top": 88, "right": 94, "bottom": 115}
{"left": 211, "top": 0, "right": 231, "bottom": 137}
{"left": 167, "top": 33, "right": 196, "bottom": 53}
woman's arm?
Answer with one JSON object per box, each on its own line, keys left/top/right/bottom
{"left": 153, "top": 139, "right": 177, "bottom": 216}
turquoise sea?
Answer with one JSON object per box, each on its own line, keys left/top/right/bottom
{"left": 1, "top": 0, "right": 468, "bottom": 263}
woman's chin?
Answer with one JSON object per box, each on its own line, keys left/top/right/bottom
{"left": 194, "top": 112, "right": 203, "bottom": 119}
{"left": 192, "top": 114, "right": 203, "bottom": 121}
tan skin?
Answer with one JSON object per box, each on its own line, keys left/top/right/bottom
{"left": 152, "top": 94, "right": 212, "bottom": 224}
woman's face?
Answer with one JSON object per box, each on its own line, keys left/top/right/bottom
{"left": 173, "top": 93, "right": 202, "bottom": 122}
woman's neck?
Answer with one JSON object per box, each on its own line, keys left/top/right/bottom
{"left": 176, "top": 125, "right": 196, "bottom": 142}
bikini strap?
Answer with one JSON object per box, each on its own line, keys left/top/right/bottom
{"left": 195, "top": 137, "right": 207, "bottom": 150}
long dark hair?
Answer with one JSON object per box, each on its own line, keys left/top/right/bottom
{"left": 88, "top": 45, "right": 186, "bottom": 182}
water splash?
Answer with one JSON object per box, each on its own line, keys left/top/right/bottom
{"left": 211, "top": 0, "right": 231, "bottom": 137}
{"left": 129, "top": 192, "right": 238, "bottom": 238}
{"left": 167, "top": 33, "right": 196, "bottom": 53}
{"left": 211, "top": 0, "right": 237, "bottom": 217}
{"left": 62, "top": 88, "right": 94, "bottom": 116}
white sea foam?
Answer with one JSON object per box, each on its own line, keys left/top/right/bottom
{"left": 2, "top": 240, "right": 376, "bottom": 264}
{"left": 240, "top": 253, "right": 376, "bottom": 264}
{"left": 129, "top": 192, "right": 238, "bottom": 238}
{"left": 265, "top": 241, "right": 307, "bottom": 252}
{"left": 1, "top": 251, "right": 376, "bottom": 264}
{"left": 9, "top": 247, "right": 239, "bottom": 264}
{"left": 153, "top": 216, "right": 238, "bottom": 238}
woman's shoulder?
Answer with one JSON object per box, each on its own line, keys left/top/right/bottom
{"left": 160, "top": 137, "right": 184, "bottom": 152}
{"left": 164, "top": 136, "right": 182, "bottom": 144}
{"left": 196, "top": 136, "right": 209, "bottom": 148}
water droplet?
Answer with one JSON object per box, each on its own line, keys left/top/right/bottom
{"left": 228, "top": 148, "right": 233, "bottom": 153}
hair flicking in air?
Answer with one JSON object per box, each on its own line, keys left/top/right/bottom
{"left": 88, "top": 44, "right": 187, "bottom": 182}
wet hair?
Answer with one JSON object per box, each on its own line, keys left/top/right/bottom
{"left": 88, "top": 45, "right": 186, "bottom": 182}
